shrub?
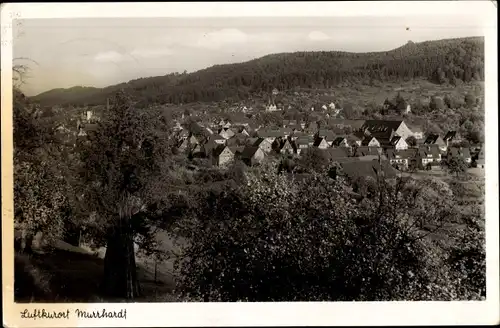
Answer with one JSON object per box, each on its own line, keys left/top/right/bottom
{"left": 173, "top": 166, "right": 471, "bottom": 301}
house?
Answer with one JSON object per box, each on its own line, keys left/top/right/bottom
{"left": 77, "top": 123, "right": 99, "bottom": 138}
{"left": 424, "top": 134, "right": 447, "bottom": 152}
{"left": 280, "top": 128, "right": 293, "bottom": 137}
{"left": 386, "top": 149, "right": 418, "bottom": 171}
{"left": 177, "top": 129, "right": 190, "bottom": 141}
{"left": 362, "top": 119, "right": 415, "bottom": 140}
{"left": 447, "top": 147, "right": 472, "bottom": 164}
{"left": 219, "top": 128, "right": 235, "bottom": 140}
{"left": 313, "top": 137, "right": 330, "bottom": 149}
{"left": 274, "top": 138, "right": 295, "bottom": 155}
{"left": 189, "top": 134, "right": 203, "bottom": 146}
{"left": 331, "top": 136, "right": 349, "bottom": 148}
{"left": 315, "top": 130, "right": 337, "bottom": 146}
{"left": 212, "top": 145, "right": 235, "bottom": 167}
{"left": 290, "top": 130, "right": 307, "bottom": 141}
{"left": 326, "top": 147, "right": 350, "bottom": 160}
{"left": 389, "top": 136, "right": 409, "bottom": 150}
{"left": 295, "top": 137, "right": 312, "bottom": 155}
{"left": 248, "top": 137, "right": 273, "bottom": 153}
{"left": 239, "top": 146, "right": 266, "bottom": 166}
{"left": 305, "top": 122, "right": 319, "bottom": 133}
{"left": 443, "top": 131, "right": 461, "bottom": 146}
{"left": 362, "top": 136, "right": 381, "bottom": 148}
{"left": 229, "top": 145, "right": 245, "bottom": 159}
{"left": 266, "top": 103, "right": 279, "bottom": 112}
{"left": 346, "top": 135, "right": 362, "bottom": 147}
{"left": 257, "top": 129, "right": 282, "bottom": 145}
{"left": 354, "top": 146, "right": 381, "bottom": 157}
{"left": 209, "top": 134, "right": 227, "bottom": 145}
{"left": 417, "top": 145, "right": 442, "bottom": 169}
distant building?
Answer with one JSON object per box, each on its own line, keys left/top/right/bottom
{"left": 443, "top": 131, "right": 461, "bottom": 146}
{"left": 212, "top": 145, "right": 235, "bottom": 167}
{"left": 332, "top": 136, "right": 349, "bottom": 148}
{"left": 424, "top": 134, "right": 447, "bottom": 152}
{"left": 239, "top": 146, "right": 266, "bottom": 166}
{"left": 386, "top": 149, "right": 419, "bottom": 171}
{"left": 313, "top": 137, "right": 329, "bottom": 150}
{"left": 247, "top": 137, "right": 273, "bottom": 153}
{"left": 362, "top": 136, "right": 381, "bottom": 148}
{"left": 362, "top": 119, "right": 415, "bottom": 141}
{"left": 389, "top": 136, "right": 409, "bottom": 150}
{"left": 417, "top": 145, "right": 442, "bottom": 169}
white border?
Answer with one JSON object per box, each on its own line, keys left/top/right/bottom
{"left": 1, "top": 2, "right": 498, "bottom": 327}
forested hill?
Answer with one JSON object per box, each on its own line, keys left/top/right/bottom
{"left": 31, "top": 36, "right": 484, "bottom": 107}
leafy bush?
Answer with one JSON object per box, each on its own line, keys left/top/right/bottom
{"left": 172, "top": 163, "right": 476, "bottom": 301}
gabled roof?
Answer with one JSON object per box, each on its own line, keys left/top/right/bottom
{"left": 390, "top": 136, "right": 403, "bottom": 146}
{"left": 443, "top": 131, "right": 457, "bottom": 141}
{"left": 313, "top": 137, "right": 328, "bottom": 147}
{"left": 354, "top": 146, "right": 381, "bottom": 157}
{"left": 317, "top": 129, "right": 337, "bottom": 140}
{"left": 418, "top": 144, "right": 441, "bottom": 158}
{"left": 424, "top": 134, "right": 444, "bottom": 145}
{"left": 229, "top": 145, "right": 245, "bottom": 155}
{"left": 340, "top": 160, "right": 399, "bottom": 179}
{"left": 240, "top": 146, "right": 261, "bottom": 159}
{"left": 347, "top": 134, "right": 362, "bottom": 142}
{"left": 295, "top": 136, "right": 314, "bottom": 145}
{"left": 257, "top": 129, "right": 282, "bottom": 138}
{"left": 332, "top": 136, "right": 348, "bottom": 146}
{"left": 327, "top": 119, "right": 366, "bottom": 130}
{"left": 213, "top": 144, "right": 232, "bottom": 157}
{"left": 386, "top": 148, "right": 418, "bottom": 160}
{"left": 361, "top": 136, "right": 379, "bottom": 146}
{"left": 362, "top": 120, "right": 404, "bottom": 133}
{"left": 326, "top": 147, "right": 350, "bottom": 159}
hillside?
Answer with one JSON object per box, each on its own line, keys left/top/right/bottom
{"left": 31, "top": 36, "right": 484, "bottom": 107}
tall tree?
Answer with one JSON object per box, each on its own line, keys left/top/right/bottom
{"left": 79, "top": 90, "right": 173, "bottom": 298}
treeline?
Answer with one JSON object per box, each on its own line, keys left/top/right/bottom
{"left": 32, "top": 37, "right": 484, "bottom": 107}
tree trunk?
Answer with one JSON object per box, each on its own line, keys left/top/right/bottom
{"left": 101, "top": 219, "right": 141, "bottom": 299}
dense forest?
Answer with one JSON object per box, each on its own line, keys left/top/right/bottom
{"left": 31, "top": 37, "right": 484, "bottom": 107}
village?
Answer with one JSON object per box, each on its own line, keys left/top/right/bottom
{"left": 73, "top": 87, "right": 485, "bottom": 182}
{"left": 169, "top": 116, "right": 483, "bottom": 174}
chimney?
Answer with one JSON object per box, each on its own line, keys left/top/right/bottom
{"left": 106, "top": 97, "right": 110, "bottom": 110}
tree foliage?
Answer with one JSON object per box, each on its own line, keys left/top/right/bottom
{"left": 442, "top": 156, "right": 469, "bottom": 177}
{"left": 78, "top": 90, "right": 174, "bottom": 298}
{"left": 172, "top": 162, "right": 477, "bottom": 301}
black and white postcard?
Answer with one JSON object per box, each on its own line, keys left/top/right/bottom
{"left": 1, "top": 2, "right": 498, "bottom": 327}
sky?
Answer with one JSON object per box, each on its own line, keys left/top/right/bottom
{"left": 13, "top": 16, "right": 485, "bottom": 96}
